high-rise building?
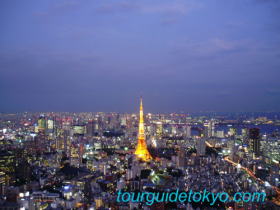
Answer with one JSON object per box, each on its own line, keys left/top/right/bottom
{"left": 86, "top": 120, "right": 94, "bottom": 136}
{"left": 196, "top": 138, "right": 206, "bottom": 156}
{"left": 185, "top": 125, "right": 191, "bottom": 138}
{"left": 228, "top": 128, "right": 237, "bottom": 137}
{"left": 249, "top": 128, "right": 261, "bottom": 156}
{"left": 177, "top": 148, "right": 186, "bottom": 168}
{"left": 156, "top": 122, "right": 163, "bottom": 138}
{"left": 47, "top": 119, "right": 54, "bottom": 130}
{"left": 120, "top": 117, "right": 127, "bottom": 126}
{"left": 242, "top": 128, "right": 248, "bottom": 137}
{"left": 72, "top": 125, "right": 86, "bottom": 136}
{"left": 38, "top": 115, "right": 47, "bottom": 132}
{"left": 203, "top": 120, "right": 215, "bottom": 137}
{"left": 171, "top": 125, "right": 177, "bottom": 135}
{"left": 216, "top": 130, "right": 224, "bottom": 138}
{"left": 0, "top": 172, "right": 6, "bottom": 195}
{"left": 210, "top": 120, "right": 215, "bottom": 137}
{"left": 134, "top": 97, "right": 152, "bottom": 162}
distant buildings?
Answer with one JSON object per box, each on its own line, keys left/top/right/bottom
{"left": 0, "top": 106, "right": 279, "bottom": 208}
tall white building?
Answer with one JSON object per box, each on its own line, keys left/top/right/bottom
{"left": 185, "top": 125, "right": 191, "bottom": 138}
{"left": 196, "top": 138, "right": 206, "bottom": 156}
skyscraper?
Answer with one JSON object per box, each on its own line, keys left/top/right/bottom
{"left": 196, "top": 137, "right": 206, "bottom": 156}
{"left": 134, "top": 97, "right": 152, "bottom": 161}
{"left": 203, "top": 120, "right": 215, "bottom": 137}
{"left": 38, "top": 115, "right": 47, "bottom": 132}
{"left": 86, "top": 120, "right": 94, "bottom": 136}
{"left": 185, "top": 125, "right": 191, "bottom": 138}
{"left": 249, "top": 128, "right": 261, "bottom": 157}
{"left": 155, "top": 122, "right": 163, "bottom": 138}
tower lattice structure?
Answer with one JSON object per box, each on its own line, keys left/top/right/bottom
{"left": 134, "top": 97, "right": 152, "bottom": 161}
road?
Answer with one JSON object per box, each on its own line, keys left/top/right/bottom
{"left": 205, "top": 141, "right": 280, "bottom": 205}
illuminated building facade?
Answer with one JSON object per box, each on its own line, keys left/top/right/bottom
{"left": 38, "top": 115, "right": 47, "bottom": 132}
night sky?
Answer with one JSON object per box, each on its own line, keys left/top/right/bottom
{"left": 1, "top": 0, "right": 280, "bottom": 113}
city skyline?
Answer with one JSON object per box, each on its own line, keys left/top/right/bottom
{"left": 1, "top": 0, "right": 280, "bottom": 112}
{"left": 1, "top": 104, "right": 280, "bottom": 208}
{"left": 1, "top": 1, "right": 280, "bottom": 209}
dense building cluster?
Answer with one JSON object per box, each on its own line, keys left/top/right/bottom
{"left": 0, "top": 102, "right": 280, "bottom": 209}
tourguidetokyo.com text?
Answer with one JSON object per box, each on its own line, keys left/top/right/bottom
{"left": 116, "top": 189, "right": 266, "bottom": 206}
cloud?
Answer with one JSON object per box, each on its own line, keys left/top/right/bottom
{"left": 255, "top": 0, "right": 280, "bottom": 4}
{"left": 96, "top": 1, "right": 140, "bottom": 14}
{"left": 33, "top": 0, "right": 202, "bottom": 27}
{"left": 161, "top": 17, "right": 180, "bottom": 25}
{"left": 33, "top": 0, "right": 81, "bottom": 17}
{"left": 211, "top": 38, "right": 237, "bottom": 51}
{"left": 141, "top": 2, "right": 193, "bottom": 15}
{"left": 96, "top": 0, "right": 202, "bottom": 16}
{"left": 266, "top": 88, "right": 280, "bottom": 95}
{"left": 95, "top": 0, "right": 202, "bottom": 26}
{"left": 170, "top": 38, "right": 251, "bottom": 58}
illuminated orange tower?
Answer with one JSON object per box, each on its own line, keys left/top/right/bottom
{"left": 135, "top": 97, "right": 152, "bottom": 161}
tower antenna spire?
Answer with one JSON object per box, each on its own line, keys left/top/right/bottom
{"left": 135, "top": 96, "right": 152, "bottom": 161}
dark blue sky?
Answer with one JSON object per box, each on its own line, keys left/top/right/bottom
{"left": 1, "top": 0, "right": 280, "bottom": 113}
